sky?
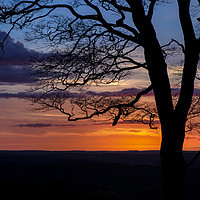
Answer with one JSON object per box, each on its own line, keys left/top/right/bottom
{"left": 0, "top": 0, "right": 199, "bottom": 151}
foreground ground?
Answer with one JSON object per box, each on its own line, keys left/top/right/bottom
{"left": 0, "top": 151, "right": 199, "bottom": 199}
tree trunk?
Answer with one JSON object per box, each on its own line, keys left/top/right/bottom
{"left": 128, "top": 2, "right": 198, "bottom": 200}
{"left": 160, "top": 150, "right": 186, "bottom": 200}
{"left": 160, "top": 118, "right": 186, "bottom": 200}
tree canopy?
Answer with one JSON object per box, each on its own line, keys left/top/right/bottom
{"left": 0, "top": 0, "right": 199, "bottom": 130}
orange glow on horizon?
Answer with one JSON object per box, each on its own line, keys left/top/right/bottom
{"left": 0, "top": 123, "right": 162, "bottom": 151}
{"left": 0, "top": 98, "right": 200, "bottom": 151}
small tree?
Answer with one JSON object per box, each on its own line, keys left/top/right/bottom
{"left": 0, "top": 0, "right": 200, "bottom": 199}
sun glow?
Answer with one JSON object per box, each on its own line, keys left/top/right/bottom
{"left": 0, "top": 98, "right": 199, "bottom": 151}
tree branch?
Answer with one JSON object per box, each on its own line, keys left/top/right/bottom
{"left": 112, "top": 84, "right": 153, "bottom": 126}
{"left": 175, "top": 0, "right": 199, "bottom": 120}
{"left": 161, "top": 38, "right": 185, "bottom": 54}
{"left": 0, "top": 0, "right": 140, "bottom": 43}
{"left": 147, "top": 0, "right": 156, "bottom": 21}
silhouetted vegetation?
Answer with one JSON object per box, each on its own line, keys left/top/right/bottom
{"left": 0, "top": 1, "right": 200, "bottom": 199}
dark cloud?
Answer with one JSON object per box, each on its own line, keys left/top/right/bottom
{"left": 0, "top": 31, "right": 37, "bottom": 84}
{"left": 15, "top": 123, "right": 53, "bottom": 128}
{"left": 1, "top": 87, "right": 200, "bottom": 99}
{"left": 0, "top": 88, "right": 6, "bottom": 92}
{"left": 0, "top": 31, "right": 15, "bottom": 44}
{"left": 0, "top": 42, "right": 30, "bottom": 64}
{"left": 128, "top": 129, "right": 142, "bottom": 133}
{"left": 14, "top": 120, "right": 155, "bottom": 129}
{"left": 85, "top": 88, "right": 149, "bottom": 96}
{"left": 0, "top": 87, "right": 148, "bottom": 98}
{"left": 0, "top": 64, "right": 35, "bottom": 84}
{"left": 0, "top": 31, "right": 34, "bottom": 64}
{"left": 14, "top": 123, "right": 76, "bottom": 128}
{"left": 0, "top": 92, "right": 21, "bottom": 98}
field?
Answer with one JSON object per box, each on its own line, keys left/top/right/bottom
{"left": 0, "top": 151, "right": 199, "bottom": 200}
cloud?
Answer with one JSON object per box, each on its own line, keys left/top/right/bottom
{"left": 85, "top": 87, "right": 153, "bottom": 96}
{"left": 13, "top": 120, "right": 156, "bottom": 129}
{"left": 0, "top": 31, "right": 34, "bottom": 64}
{"left": 128, "top": 129, "right": 142, "bottom": 133}
{"left": 0, "top": 31, "right": 37, "bottom": 84}
{"left": 1, "top": 86, "right": 200, "bottom": 99}
{"left": 0, "top": 64, "right": 35, "bottom": 84}
{"left": 0, "top": 86, "right": 153, "bottom": 98}
{"left": 14, "top": 123, "right": 76, "bottom": 128}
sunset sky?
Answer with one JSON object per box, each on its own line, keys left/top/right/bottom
{"left": 0, "top": 0, "right": 200, "bottom": 151}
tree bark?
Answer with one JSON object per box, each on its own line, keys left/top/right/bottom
{"left": 160, "top": 149, "right": 186, "bottom": 200}
{"left": 160, "top": 116, "right": 186, "bottom": 200}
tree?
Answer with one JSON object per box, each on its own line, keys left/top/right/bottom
{"left": 0, "top": 0, "right": 200, "bottom": 199}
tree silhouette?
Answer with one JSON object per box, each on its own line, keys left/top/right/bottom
{"left": 0, "top": 0, "right": 200, "bottom": 199}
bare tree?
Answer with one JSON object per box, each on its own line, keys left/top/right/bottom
{"left": 0, "top": 0, "right": 200, "bottom": 199}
